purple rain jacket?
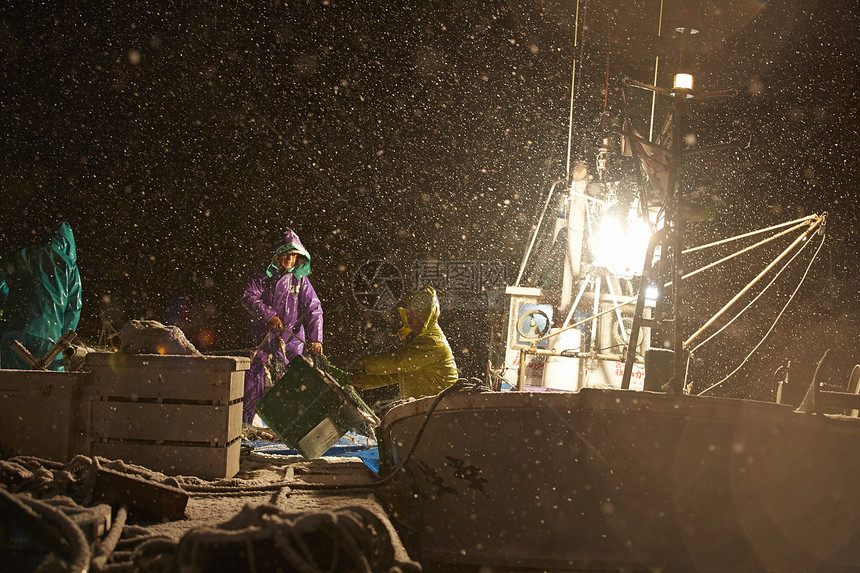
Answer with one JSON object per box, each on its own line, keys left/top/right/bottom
{"left": 241, "top": 229, "right": 323, "bottom": 423}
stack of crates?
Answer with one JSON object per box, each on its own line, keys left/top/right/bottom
{"left": 86, "top": 352, "right": 249, "bottom": 479}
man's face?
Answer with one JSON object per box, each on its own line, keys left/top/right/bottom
{"left": 402, "top": 306, "right": 423, "bottom": 331}
{"left": 275, "top": 252, "right": 298, "bottom": 272}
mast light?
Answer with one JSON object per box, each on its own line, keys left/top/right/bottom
{"left": 673, "top": 73, "right": 694, "bottom": 91}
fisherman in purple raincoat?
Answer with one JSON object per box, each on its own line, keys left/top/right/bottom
{"left": 241, "top": 229, "right": 323, "bottom": 425}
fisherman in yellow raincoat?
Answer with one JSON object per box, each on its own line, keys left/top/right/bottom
{"left": 353, "top": 285, "right": 458, "bottom": 399}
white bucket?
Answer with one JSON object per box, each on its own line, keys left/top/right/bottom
{"left": 542, "top": 328, "right": 582, "bottom": 391}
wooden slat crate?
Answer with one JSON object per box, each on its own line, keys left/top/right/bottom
{"left": 85, "top": 353, "right": 249, "bottom": 479}
{"left": 0, "top": 370, "right": 93, "bottom": 462}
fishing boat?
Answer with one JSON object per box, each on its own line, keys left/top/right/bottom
{"left": 380, "top": 381, "right": 859, "bottom": 571}
{"left": 377, "top": 7, "right": 860, "bottom": 572}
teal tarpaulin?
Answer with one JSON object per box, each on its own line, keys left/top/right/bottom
{"left": 0, "top": 222, "right": 82, "bottom": 370}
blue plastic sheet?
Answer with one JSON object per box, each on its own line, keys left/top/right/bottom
{"left": 243, "top": 433, "right": 380, "bottom": 473}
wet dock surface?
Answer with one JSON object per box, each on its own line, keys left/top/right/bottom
{"left": 1, "top": 449, "right": 420, "bottom": 572}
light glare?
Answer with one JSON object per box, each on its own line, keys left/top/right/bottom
{"left": 674, "top": 73, "right": 694, "bottom": 90}
{"left": 594, "top": 216, "right": 652, "bottom": 278}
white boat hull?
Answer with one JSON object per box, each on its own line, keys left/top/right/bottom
{"left": 380, "top": 388, "right": 860, "bottom": 571}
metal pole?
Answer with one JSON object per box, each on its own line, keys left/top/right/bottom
{"left": 517, "top": 348, "right": 527, "bottom": 391}
{"left": 668, "top": 29, "right": 692, "bottom": 394}
{"left": 515, "top": 179, "right": 567, "bottom": 286}
{"left": 566, "top": 0, "right": 583, "bottom": 179}
{"left": 590, "top": 276, "right": 601, "bottom": 354}
{"left": 561, "top": 273, "right": 592, "bottom": 328}
{"left": 649, "top": 0, "right": 665, "bottom": 142}
{"left": 668, "top": 109, "right": 686, "bottom": 392}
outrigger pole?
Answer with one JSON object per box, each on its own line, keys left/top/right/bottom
{"left": 683, "top": 214, "right": 826, "bottom": 350}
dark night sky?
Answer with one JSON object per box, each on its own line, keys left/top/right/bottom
{"left": 0, "top": 0, "right": 857, "bottom": 393}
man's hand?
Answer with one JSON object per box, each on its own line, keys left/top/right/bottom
{"left": 308, "top": 342, "right": 323, "bottom": 355}
{"left": 267, "top": 316, "right": 284, "bottom": 332}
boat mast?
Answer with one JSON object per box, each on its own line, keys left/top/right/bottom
{"left": 565, "top": 0, "right": 584, "bottom": 181}
{"left": 649, "top": 0, "right": 665, "bottom": 143}
{"left": 667, "top": 27, "right": 693, "bottom": 393}
{"left": 517, "top": 0, "right": 587, "bottom": 289}
{"left": 621, "top": 17, "right": 739, "bottom": 392}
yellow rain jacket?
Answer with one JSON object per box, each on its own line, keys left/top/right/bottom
{"left": 354, "top": 285, "right": 458, "bottom": 399}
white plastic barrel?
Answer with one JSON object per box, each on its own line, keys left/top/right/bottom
{"left": 542, "top": 328, "right": 582, "bottom": 391}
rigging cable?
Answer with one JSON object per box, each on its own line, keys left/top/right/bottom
{"left": 682, "top": 214, "right": 817, "bottom": 254}
{"left": 515, "top": 178, "right": 568, "bottom": 286}
{"left": 565, "top": 0, "right": 583, "bottom": 179}
{"left": 684, "top": 214, "right": 826, "bottom": 349}
{"left": 603, "top": 48, "right": 611, "bottom": 117}
{"left": 693, "top": 229, "right": 826, "bottom": 396}
{"left": 689, "top": 226, "right": 821, "bottom": 355}
{"left": 688, "top": 231, "right": 821, "bottom": 393}
{"left": 665, "top": 218, "right": 813, "bottom": 288}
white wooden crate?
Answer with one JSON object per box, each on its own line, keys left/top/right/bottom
{"left": 85, "top": 353, "right": 249, "bottom": 479}
{"left": 0, "top": 369, "right": 93, "bottom": 462}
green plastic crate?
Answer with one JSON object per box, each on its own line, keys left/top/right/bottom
{"left": 326, "top": 363, "right": 353, "bottom": 388}
{"left": 255, "top": 355, "right": 379, "bottom": 459}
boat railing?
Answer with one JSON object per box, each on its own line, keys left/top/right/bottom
{"left": 515, "top": 346, "right": 643, "bottom": 392}
{"left": 796, "top": 384, "right": 860, "bottom": 417}
{"left": 795, "top": 357, "right": 860, "bottom": 417}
